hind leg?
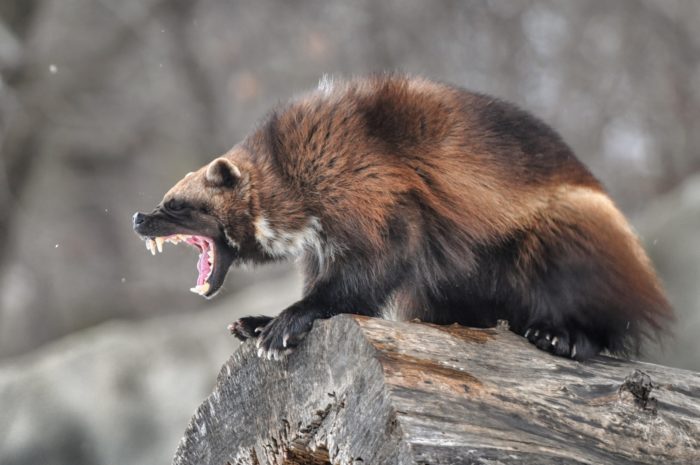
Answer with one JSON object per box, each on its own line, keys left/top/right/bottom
{"left": 513, "top": 191, "right": 670, "bottom": 361}
{"left": 523, "top": 324, "right": 602, "bottom": 360}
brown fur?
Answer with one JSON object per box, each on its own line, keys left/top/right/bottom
{"left": 135, "top": 75, "right": 672, "bottom": 360}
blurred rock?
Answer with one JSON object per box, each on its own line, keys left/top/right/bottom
{"left": 0, "top": 20, "right": 21, "bottom": 70}
{"left": 0, "top": 274, "right": 301, "bottom": 465}
{"left": 634, "top": 174, "right": 700, "bottom": 371}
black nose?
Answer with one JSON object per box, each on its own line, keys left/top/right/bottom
{"left": 133, "top": 212, "right": 146, "bottom": 228}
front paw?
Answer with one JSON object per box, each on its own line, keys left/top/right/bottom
{"left": 228, "top": 315, "right": 273, "bottom": 341}
{"left": 257, "top": 307, "right": 316, "bottom": 360}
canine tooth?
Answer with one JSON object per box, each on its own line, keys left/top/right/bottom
{"left": 148, "top": 239, "right": 156, "bottom": 255}
{"left": 189, "top": 282, "right": 211, "bottom": 295}
{"left": 155, "top": 237, "right": 164, "bottom": 253}
{"left": 190, "top": 286, "right": 203, "bottom": 295}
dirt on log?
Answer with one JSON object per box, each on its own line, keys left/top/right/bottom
{"left": 172, "top": 315, "right": 700, "bottom": 465}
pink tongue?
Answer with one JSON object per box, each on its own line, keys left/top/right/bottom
{"left": 186, "top": 236, "right": 211, "bottom": 286}
{"left": 197, "top": 252, "right": 210, "bottom": 285}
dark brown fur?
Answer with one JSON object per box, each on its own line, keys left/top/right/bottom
{"left": 134, "top": 75, "right": 672, "bottom": 360}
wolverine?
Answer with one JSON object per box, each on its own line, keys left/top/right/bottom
{"left": 132, "top": 75, "right": 672, "bottom": 361}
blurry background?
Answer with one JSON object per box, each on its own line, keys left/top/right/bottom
{"left": 1, "top": 0, "right": 699, "bottom": 464}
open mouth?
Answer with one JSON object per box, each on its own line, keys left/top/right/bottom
{"left": 144, "top": 234, "right": 219, "bottom": 297}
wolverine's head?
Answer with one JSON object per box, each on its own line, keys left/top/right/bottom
{"left": 132, "top": 156, "right": 254, "bottom": 298}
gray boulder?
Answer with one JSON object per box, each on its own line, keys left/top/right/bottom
{"left": 0, "top": 275, "right": 300, "bottom": 465}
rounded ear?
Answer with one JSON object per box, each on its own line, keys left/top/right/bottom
{"left": 205, "top": 158, "right": 241, "bottom": 187}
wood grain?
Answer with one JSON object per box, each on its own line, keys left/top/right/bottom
{"left": 172, "top": 315, "right": 700, "bottom": 465}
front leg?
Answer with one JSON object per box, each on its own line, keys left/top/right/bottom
{"left": 253, "top": 249, "right": 408, "bottom": 359}
{"left": 228, "top": 315, "right": 274, "bottom": 341}
{"left": 228, "top": 310, "right": 317, "bottom": 358}
{"left": 255, "top": 283, "right": 380, "bottom": 360}
{"left": 256, "top": 303, "right": 325, "bottom": 359}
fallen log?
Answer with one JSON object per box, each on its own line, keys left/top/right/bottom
{"left": 172, "top": 315, "right": 700, "bottom": 465}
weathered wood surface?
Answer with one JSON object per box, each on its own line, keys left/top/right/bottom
{"left": 172, "top": 315, "right": 700, "bottom": 465}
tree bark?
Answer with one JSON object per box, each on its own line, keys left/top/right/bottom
{"left": 172, "top": 315, "right": 700, "bottom": 465}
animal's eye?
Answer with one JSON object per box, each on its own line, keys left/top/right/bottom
{"left": 165, "top": 199, "right": 188, "bottom": 212}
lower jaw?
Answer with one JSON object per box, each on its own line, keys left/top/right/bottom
{"left": 189, "top": 240, "right": 237, "bottom": 298}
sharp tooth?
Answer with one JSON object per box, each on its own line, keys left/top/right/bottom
{"left": 148, "top": 239, "right": 156, "bottom": 255}
{"left": 145, "top": 240, "right": 152, "bottom": 253}
{"left": 189, "top": 282, "right": 211, "bottom": 295}
{"left": 155, "top": 237, "right": 164, "bottom": 253}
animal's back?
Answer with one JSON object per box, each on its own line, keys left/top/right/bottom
{"left": 247, "top": 75, "right": 672, "bottom": 359}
